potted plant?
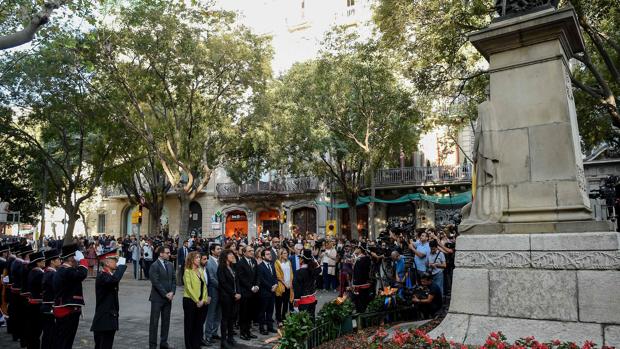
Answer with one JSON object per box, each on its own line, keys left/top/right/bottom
{"left": 318, "top": 297, "right": 355, "bottom": 336}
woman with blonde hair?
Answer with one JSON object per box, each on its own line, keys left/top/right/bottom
{"left": 274, "top": 248, "right": 294, "bottom": 326}
{"left": 183, "top": 251, "right": 209, "bottom": 349}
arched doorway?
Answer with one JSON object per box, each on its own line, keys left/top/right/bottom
{"left": 258, "top": 210, "right": 280, "bottom": 237}
{"left": 226, "top": 210, "right": 248, "bottom": 238}
{"left": 189, "top": 201, "right": 202, "bottom": 236}
{"left": 292, "top": 207, "right": 317, "bottom": 237}
{"left": 122, "top": 205, "right": 138, "bottom": 237}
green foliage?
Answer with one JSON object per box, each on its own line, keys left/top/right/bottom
{"left": 279, "top": 311, "right": 314, "bottom": 349}
{"left": 317, "top": 298, "right": 355, "bottom": 337}
{"left": 0, "top": 141, "right": 42, "bottom": 224}
{"left": 374, "top": 0, "right": 620, "bottom": 152}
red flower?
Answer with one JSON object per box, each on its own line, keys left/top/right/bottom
{"left": 552, "top": 340, "right": 561, "bottom": 346}
{"left": 582, "top": 340, "right": 595, "bottom": 349}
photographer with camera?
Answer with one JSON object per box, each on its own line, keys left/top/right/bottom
{"left": 407, "top": 230, "right": 430, "bottom": 284}
{"left": 427, "top": 240, "right": 447, "bottom": 296}
{"left": 412, "top": 272, "right": 443, "bottom": 319}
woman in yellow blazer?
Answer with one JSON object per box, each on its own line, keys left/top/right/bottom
{"left": 274, "top": 248, "right": 294, "bottom": 327}
{"left": 183, "top": 251, "right": 209, "bottom": 349}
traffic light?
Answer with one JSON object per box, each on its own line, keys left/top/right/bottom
{"left": 326, "top": 220, "right": 337, "bottom": 236}
{"left": 138, "top": 206, "right": 143, "bottom": 224}
{"left": 279, "top": 210, "right": 287, "bottom": 224}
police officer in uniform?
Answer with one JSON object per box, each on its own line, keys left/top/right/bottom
{"left": 41, "top": 248, "right": 61, "bottom": 349}
{"left": 25, "top": 250, "right": 46, "bottom": 349}
{"left": 4, "top": 242, "right": 18, "bottom": 339}
{"left": 350, "top": 243, "right": 372, "bottom": 313}
{"left": 90, "top": 249, "right": 127, "bottom": 349}
{"left": 52, "top": 243, "right": 89, "bottom": 349}
{"left": 12, "top": 244, "right": 34, "bottom": 346}
{"left": 292, "top": 249, "right": 321, "bottom": 319}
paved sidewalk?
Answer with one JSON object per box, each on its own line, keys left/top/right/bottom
{"left": 0, "top": 265, "right": 338, "bottom": 349}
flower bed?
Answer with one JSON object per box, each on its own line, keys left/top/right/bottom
{"left": 366, "top": 329, "right": 615, "bottom": 349}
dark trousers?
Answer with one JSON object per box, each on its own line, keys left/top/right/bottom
{"left": 299, "top": 301, "right": 317, "bottom": 320}
{"left": 40, "top": 313, "right": 56, "bottom": 349}
{"left": 143, "top": 260, "right": 153, "bottom": 279}
{"left": 322, "top": 264, "right": 338, "bottom": 290}
{"left": 220, "top": 297, "right": 239, "bottom": 342}
{"left": 183, "top": 297, "right": 203, "bottom": 349}
{"left": 26, "top": 303, "right": 42, "bottom": 349}
{"left": 239, "top": 294, "right": 256, "bottom": 335}
{"left": 259, "top": 295, "right": 275, "bottom": 330}
{"left": 52, "top": 311, "right": 81, "bottom": 349}
{"left": 352, "top": 288, "right": 371, "bottom": 313}
{"left": 15, "top": 295, "right": 27, "bottom": 345}
{"left": 149, "top": 300, "right": 172, "bottom": 349}
{"left": 6, "top": 291, "right": 15, "bottom": 338}
{"left": 94, "top": 330, "right": 116, "bottom": 349}
{"left": 275, "top": 288, "right": 290, "bottom": 323}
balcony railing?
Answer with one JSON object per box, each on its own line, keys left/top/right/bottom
{"left": 216, "top": 177, "right": 320, "bottom": 198}
{"left": 373, "top": 164, "right": 472, "bottom": 188}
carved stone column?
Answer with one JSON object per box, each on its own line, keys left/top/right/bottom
{"left": 431, "top": 7, "right": 620, "bottom": 347}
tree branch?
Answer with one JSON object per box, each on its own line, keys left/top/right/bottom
{"left": 0, "top": 1, "right": 67, "bottom": 50}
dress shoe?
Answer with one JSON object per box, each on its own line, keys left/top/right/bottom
{"left": 201, "top": 339, "right": 212, "bottom": 346}
{"left": 248, "top": 333, "right": 258, "bottom": 339}
{"left": 268, "top": 328, "right": 278, "bottom": 334}
{"left": 160, "top": 345, "right": 175, "bottom": 349}
{"left": 260, "top": 329, "right": 269, "bottom": 335}
{"left": 212, "top": 334, "right": 221, "bottom": 340}
{"left": 227, "top": 338, "right": 237, "bottom": 346}
{"left": 240, "top": 333, "right": 252, "bottom": 341}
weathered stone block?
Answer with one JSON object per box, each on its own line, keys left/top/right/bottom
{"left": 529, "top": 123, "right": 576, "bottom": 181}
{"left": 531, "top": 232, "right": 620, "bottom": 251}
{"left": 465, "top": 316, "right": 603, "bottom": 345}
{"left": 578, "top": 271, "right": 620, "bottom": 324}
{"left": 507, "top": 182, "right": 556, "bottom": 210}
{"left": 449, "top": 268, "right": 489, "bottom": 315}
{"left": 456, "top": 234, "right": 530, "bottom": 251}
{"left": 489, "top": 269, "right": 578, "bottom": 321}
{"left": 492, "top": 128, "right": 530, "bottom": 183}
{"left": 428, "top": 313, "right": 470, "bottom": 343}
{"left": 604, "top": 325, "right": 620, "bottom": 347}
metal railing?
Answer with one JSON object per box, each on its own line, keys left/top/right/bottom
{"left": 216, "top": 177, "right": 320, "bottom": 198}
{"left": 303, "top": 306, "right": 416, "bottom": 349}
{"left": 374, "top": 164, "right": 472, "bottom": 187}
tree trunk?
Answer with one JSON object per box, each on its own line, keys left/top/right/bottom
{"left": 149, "top": 204, "right": 163, "bottom": 237}
{"left": 178, "top": 193, "right": 190, "bottom": 241}
{"left": 63, "top": 209, "right": 80, "bottom": 244}
{"left": 348, "top": 204, "right": 359, "bottom": 240}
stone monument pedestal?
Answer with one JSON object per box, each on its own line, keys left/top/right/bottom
{"left": 430, "top": 7, "right": 620, "bottom": 347}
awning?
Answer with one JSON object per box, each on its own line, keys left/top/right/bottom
{"left": 316, "top": 191, "right": 472, "bottom": 209}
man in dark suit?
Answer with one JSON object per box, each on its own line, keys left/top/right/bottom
{"left": 236, "top": 245, "right": 259, "bottom": 340}
{"left": 257, "top": 250, "right": 278, "bottom": 335}
{"left": 90, "top": 249, "right": 127, "bottom": 349}
{"left": 148, "top": 246, "right": 176, "bottom": 349}
{"left": 289, "top": 243, "right": 303, "bottom": 274}
{"left": 177, "top": 240, "right": 189, "bottom": 286}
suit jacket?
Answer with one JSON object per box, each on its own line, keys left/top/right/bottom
{"left": 149, "top": 259, "right": 176, "bottom": 303}
{"left": 289, "top": 255, "right": 301, "bottom": 274}
{"left": 53, "top": 263, "right": 88, "bottom": 307}
{"left": 257, "top": 261, "right": 277, "bottom": 298}
{"left": 177, "top": 246, "right": 189, "bottom": 267}
{"left": 90, "top": 265, "right": 127, "bottom": 332}
{"left": 217, "top": 264, "right": 239, "bottom": 302}
{"left": 236, "top": 257, "right": 258, "bottom": 297}
{"left": 206, "top": 256, "right": 219, "bottom": 295}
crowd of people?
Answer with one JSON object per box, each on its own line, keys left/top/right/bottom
{"left": 0, "top": 224, "right": 458, "bottom": 349}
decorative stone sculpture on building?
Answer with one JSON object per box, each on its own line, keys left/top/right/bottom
{"left": 495, "top": 0, "right": 560, "bottom": 18}
{"left": 431, "top": 4, "right": 620, "bottom": 347}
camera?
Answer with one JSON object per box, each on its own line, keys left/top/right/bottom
{"left": 411, "top": 285, "right": 430, "bottom": 299}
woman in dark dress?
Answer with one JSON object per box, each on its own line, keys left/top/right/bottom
{"left": 217, "top": 249, "right": 241, "bottom": 349}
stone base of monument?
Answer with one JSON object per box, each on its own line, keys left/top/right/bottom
{"left": 429, "top": 231, "right": 620, "bottom": 346}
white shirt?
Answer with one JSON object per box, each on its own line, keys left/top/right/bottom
{"left": 280, "top": 260, "right": 292, "bottom": 287}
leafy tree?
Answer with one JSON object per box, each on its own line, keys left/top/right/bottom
{"left": 374, "top": 0, "right": 620, "bottom": 151}
{"left": 93, "top": 0, "right": 272, "bottom": 239}
{"left": 257, "top": 31, "right": 422, "bottom": 239}
{"left": 0, "top": 0, "right": 91, "bottom": 50}
{"left": 0, "top": 140, "right": 42, "bottom": 225}
{"left": 0, "top": 32, "right": 131, "bottom": 243}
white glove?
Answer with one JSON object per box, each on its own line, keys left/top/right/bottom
{"left": 74, "top": 250, "right": 84, "bottom": 262}
{"left": 117, "top": 257, "right": 126, "bottom": 266}
{"left": 2, "top": 275, "right": 9, "bottom": 284}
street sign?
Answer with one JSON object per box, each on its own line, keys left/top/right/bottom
{"left": 326, "top": 220, "right": 337, "bottom": 236}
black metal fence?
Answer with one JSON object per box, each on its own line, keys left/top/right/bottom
{"left": 303, "top": 306, "right": 415, "bottom": 349}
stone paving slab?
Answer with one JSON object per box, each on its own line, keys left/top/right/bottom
{"left": 0, "top": 264, "right": 338, "bottom": 349}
